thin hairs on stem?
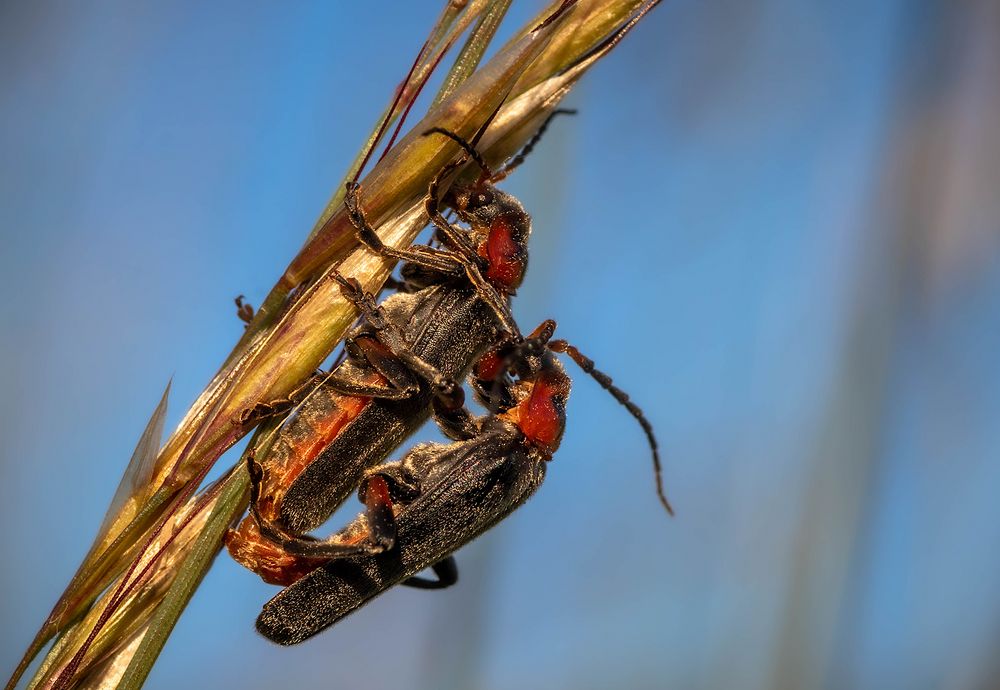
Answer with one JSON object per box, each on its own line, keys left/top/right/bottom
{"left": 533, "top": 0, "right": 578, "bottom": 31}
{"left": 378, "top": 29, "right": 465, "bottom": 166}
{"left": 352, "top": 38, "right": 428, "bottom": 185}
{"left": 549, "top": 339, "right": 674, "bottom": 516}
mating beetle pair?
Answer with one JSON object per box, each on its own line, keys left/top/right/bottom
{"left": 225, "top": 117, "right": 551, "bottom": 585}
{"left": 226, "top": 116, "right": 672, "bottom": 644}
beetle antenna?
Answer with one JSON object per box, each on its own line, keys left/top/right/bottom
{"left": 549, "top": 339, "right": 674, "bottom": 516}
{"left": 422, "top": 127, "right": 494, "bottom": 178}
{"left": 492, "top": 108, "right": 577, "bottom": 183}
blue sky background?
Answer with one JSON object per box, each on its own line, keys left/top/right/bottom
{"left": 2, "top": 2, "right": 1000, "bottom": 689}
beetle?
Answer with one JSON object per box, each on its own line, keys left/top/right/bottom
{"left": 253, "top": 318, "right": 671, "bottom": 644}
{"left": 226, "top": 117, "right": 573, "bottom": 584}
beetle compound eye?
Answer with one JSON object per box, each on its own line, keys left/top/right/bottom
{"left": 467, "top": 190, "right": 494, "bottom": 211}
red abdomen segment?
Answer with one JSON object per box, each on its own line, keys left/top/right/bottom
{"left": 254, "top": 384, "right": 374, "bottom": 523}
{"left": 226, "top": 518, "right": 327, "bottom": 586}
{"left": 225, "top": 378, "right": 377, "bottom": 583}
{"left": 226, "top": 509, "right": 376, "bottom": 586}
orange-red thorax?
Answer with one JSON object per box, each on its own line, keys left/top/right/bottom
{"left": 500, "top": 365, "right": 570, "bottom": 457}
{"left": 477, "top": 213, "right": 527, "bottom": 291}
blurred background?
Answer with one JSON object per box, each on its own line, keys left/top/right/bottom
{"left": 2, "top": 1, "right": 999, "bottom": 688}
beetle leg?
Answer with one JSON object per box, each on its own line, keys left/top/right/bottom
{"left": 431, "top": 402, "right": 483, "bottom": 441}
{"left": 344, "top": 182, "right": 464, "bottom": 275}
{"left": 423, "top": 158, "right": 480, "bottom": 261}
{"left": 401, "top": 556, "right": 458, "bottom": 590}
{"left": 347, "top": 181, "right": 519, "bottom": 339}
{"left": 381, "top": 275, "right": 412, "bottom": 293}
{"left": 335, "top": 274, "right": 468, "bottom": 408}
{"left": 320, "top": 336, "right": 422, "bottom": 399}
{"left": 234, "top": 294, "right": 255, "bottom": 324}
{"left": 248, "top": 457, "right": 397, "bottom": 558}
{"left": 460, "top": 262, "right": 521, "bottom": 340}
{"left": 358, "top": 476, "right": 398, "bottom": 550}
{"left": 236, "top": 370, "right": 328, "bottom": 426}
